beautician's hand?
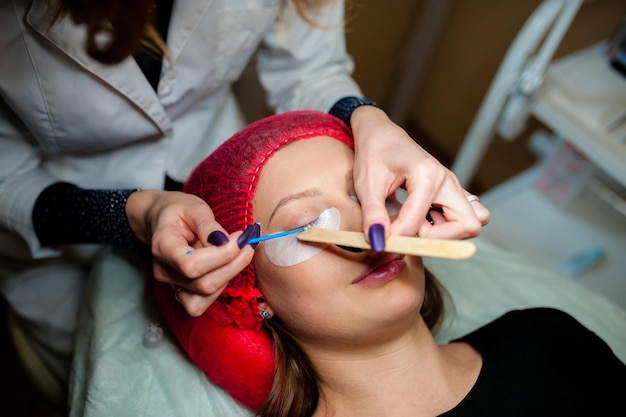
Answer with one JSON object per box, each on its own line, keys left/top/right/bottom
{"left": 350, "top": 106, "right": 490, "bottom": 243}
{"left": 126, "top": 190, "right": 255, "bottom": 317}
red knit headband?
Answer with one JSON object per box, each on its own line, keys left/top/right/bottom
{"left": 153, "top": 110, "right": 354, "bottom": 410}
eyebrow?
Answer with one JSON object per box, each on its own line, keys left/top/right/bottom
{"left": 268, "top": 188, "right": 323, "bottom": 225}
{"left": 267, "top": 169, "right": 353, "bottom": 225}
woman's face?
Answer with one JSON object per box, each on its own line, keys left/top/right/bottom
{"left": 252, "top": 136, "right": 426, "bottom": 350}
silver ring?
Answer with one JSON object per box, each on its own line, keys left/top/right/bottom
{"left": 466, "top": 194, "right": 480, "bottom": 203}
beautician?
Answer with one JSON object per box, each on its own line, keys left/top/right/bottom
{"left": 0, "top": 0, "right": 489, "bottom": 388}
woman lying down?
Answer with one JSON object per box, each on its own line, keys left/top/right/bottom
{"left": 152, "top": 110, "right": 625, "bottom": 417}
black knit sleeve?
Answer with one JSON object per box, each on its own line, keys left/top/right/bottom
{"left": 328, "top": 96, "right": 381, "bottom": 128}
{"left": 33, "top": 182, "right": 150, "bottom": 257}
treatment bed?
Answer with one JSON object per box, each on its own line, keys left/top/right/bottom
{"left": 68, "top": 235, "right": 626, "bottom": 416}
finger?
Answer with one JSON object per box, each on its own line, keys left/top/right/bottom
{"left": 153, "top": 236, "right": 254, "bottom": 295}
{"left": 152, "top": 195, "right": 229, "bottom": 256}
{"left": 386, "top": 159, "right": 450, "bottom": 237}
{"left": 174, "top": 283, "right": 228, "bottom": 317}
{"left": 180, "top": 204, "right": 231, "bottom": 249}
{"left": 397, "top": 173, "right": 483, "bottom": 239}
{"left": 415, "top": 192, "right": 483, "bottom": 240}
{"left": 354, "top": 176, "right": 399, "bottom": 242}
{"left": 170, "top": 197, "right": 231, "bottom": 249}
{"left": 186, "top": 244, "right": 255, "bottom": 296}
{"left": 389, "top": 185, "right": 433, "bottom": 237}
{"left": 449, "top": 192, "right": 490, "bottom": 230}
{"left": 359, "top": 198, "right": 392, "bottom": 242}
{"left": 427, "top": 207, "right": 446, "bottom": 225}
{"left": 153, "top": 226, "right": 243, "bottom": 278}
{"left": 159, "top": 245, "right": 254, "bottom": 317}
{"left": 466, "top": 195, "right": 491, "bottom": 226}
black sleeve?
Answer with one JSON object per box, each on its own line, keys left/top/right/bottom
{"left": 33, "top": 182, "right": 150, "bottom": 256}
{"left": 328, "top": 96, "right": 381, "bottom": 128}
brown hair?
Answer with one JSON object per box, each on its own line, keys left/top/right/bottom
{"left": 257, "top": 269, "right": 448, "bottom": 417}
{"left": 49, "top": 0, "right": 339, "bottom": 65}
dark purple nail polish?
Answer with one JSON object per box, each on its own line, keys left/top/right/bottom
{"left": 426, "top": 212, "right": 434, "bottom": 225}
{"left": 368, "top": 223, "right": 385, "bottom": 252}
{"left": 208, "top": 230, "right": 229, "bottom": 246}
{"left": 238, "top": 222, "right": 261, "bottom": 249}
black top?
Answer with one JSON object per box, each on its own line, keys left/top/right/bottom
{"left": 440, "top": 308, "right": 626, "bottom": 417}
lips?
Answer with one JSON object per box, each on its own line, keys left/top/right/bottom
{"left": 352, "top": 254, "right": 406, "bottom": 286}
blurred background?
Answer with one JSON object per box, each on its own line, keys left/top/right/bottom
{"left": 336, "top": 0, "right": 626, "bottom": 312}
{"left": 343, "top": 0, "right": 625, "bottom": 193}
{"left": 3, "top": 1, "right": 626, "bottom": 416}
{"left": 236, "top": 0, "right": 626, "bottom": 312}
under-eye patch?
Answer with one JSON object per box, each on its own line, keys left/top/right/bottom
{"left": 264, "top": 207, "right": 341, "bottom": 267}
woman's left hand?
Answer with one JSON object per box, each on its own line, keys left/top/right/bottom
{"left": 350, "top": 105, "right": 490, "bottom": 241}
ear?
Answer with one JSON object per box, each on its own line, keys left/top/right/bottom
{"left": 258, "top": 300, "right": 274, "bottom": 319}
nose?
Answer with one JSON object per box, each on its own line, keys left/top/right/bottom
{"left": 334, "top": 202, "right": 366, "bottom": 253}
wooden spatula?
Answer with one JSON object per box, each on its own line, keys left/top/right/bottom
{"left": 297, "top": 228, "right": 476, "bottom": 259}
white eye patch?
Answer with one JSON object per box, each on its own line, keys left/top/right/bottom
{"left": 264, "top": 207, "right": 341, "bottom": 267}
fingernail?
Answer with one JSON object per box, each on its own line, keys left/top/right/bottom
{"left": 368, "top": 223, "right": 385, "bottom": 252}
{"left": 426, "top": 212, "right": 434, "bottom": 225}
{"left": 238, "top": 222, "right": 261, "bottom": 249}
{"left": 208, "top": 230, "right": 229, "bottom": 246}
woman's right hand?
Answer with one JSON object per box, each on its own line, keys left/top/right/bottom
{"left": 125, "top": 190, "right": 256, "bottom": 317}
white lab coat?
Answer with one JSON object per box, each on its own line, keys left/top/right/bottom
{"left": 0, "top": 0, "right": 361, "bottom": 379}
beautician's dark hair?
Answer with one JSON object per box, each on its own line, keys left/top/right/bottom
{"left": 48, "top": 0, "right": 340, "bottom": 64}
{"left": 49, "top": 0, "right": 159, "bottom": 64}
{"left": 258, "top": 269, "right": 447, "bottom": 417}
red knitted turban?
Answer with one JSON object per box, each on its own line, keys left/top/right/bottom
{"left": 152, "top": 110, "right": 353, "bottom": 410}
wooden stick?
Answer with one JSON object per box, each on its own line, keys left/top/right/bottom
{"left": 297, "top": 228, "right": 476, "bottom": 260}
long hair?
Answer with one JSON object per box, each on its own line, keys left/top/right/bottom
{"left": 256, "top": 268, "right": 448, "bottom": 417}
{"left": 48, "top": 0, "right": 339, "bottom": 65}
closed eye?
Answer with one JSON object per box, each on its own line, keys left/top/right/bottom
{"left": 302, "top": 207, "right": 340, "bottom": 230}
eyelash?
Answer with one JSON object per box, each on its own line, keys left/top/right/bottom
{"left": 302, "top": 214, "right": 324, "bottom": 230}
{"left": 296, "top": 206, "right": 341, "bottom": 232}
{"left": 292, "top": 193, "right": 401, "bottom": 232}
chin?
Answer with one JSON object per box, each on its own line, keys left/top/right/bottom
{"left": 369, "top": 273, "right": 424, "bottom": 321}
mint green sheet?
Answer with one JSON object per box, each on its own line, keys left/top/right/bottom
{"left": 70, "top": 237, "right": 626, "bottom": 416}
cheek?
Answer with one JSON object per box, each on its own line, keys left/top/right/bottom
{"left": 255, "top": 253, "right": 344, "bottom": 321}
{"left": 406, "top": 256, "right": 426, "bottom": 304}
{"left": 256, "top": 266, "right": 313, "bottom": 322}
{"left": 405, "top": 256, "right": 425, "bottom": 283}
